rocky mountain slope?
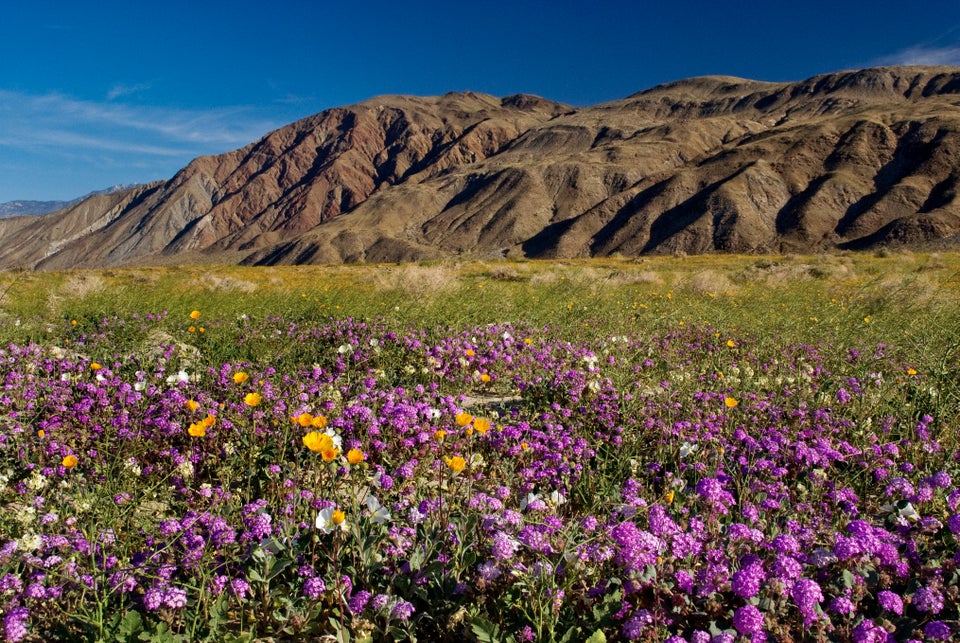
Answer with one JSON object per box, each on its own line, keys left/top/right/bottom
{"left": 1, "top": 66, "right": 959, "bottom": 269}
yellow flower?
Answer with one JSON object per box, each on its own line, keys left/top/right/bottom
{"left": 232, "top": 371, "right": 249, "bottom": 384}
{"left": 189, "top": 310, "right": 201, "bottom": 320}
{"left": 724, "top": 396, "right": 739, "bottom": 409}
{"left": 321, "top": 447, "right": 339, "bottom": 462}
{"left": 465, "top": 349, "right": 475, "bottom": 357}
{"left": 185, "top": 399, "right": 199, "bottom": 412}
{"left": 70, "top": 319, "right": 77, "bottom": 326}
{"left": 37, "top": 429, "right": 45, "bottom": 439}
{"left": 480, "top": 373, "right": 491, "bottom": 383}
{"left": 198, "top": 327, "right": 205, "bottom": 333}
{"left": 62, "top": 454, "right": 78, "bottom": 468}
{"left": 434, "top": 429, "right": 447, "bottom": 441}
{"left": 90, "top": 362, "right": 102, "bottom": 371}
{"left": 244, "top": 392, "right": 262, "bottom": 407}
{"left": 524, "top": 337, "right": 533, "bottom": 345}
{"left": 203, "top": 414, "right": 216, "bottom": 428}
{"left": 726, "top": 339, "right": 736, "bottom": 348}
{"left": 303, "top": 431, "right": 334, "bottom": 453}
{"left": 664, "top": 490, "right": 675, "bottom": 504}
{"left": 310, "top": 415, "right": 328, "bottom": 429}
{"left": 445, "top": 455, "right": 466, "bottom": 474}
{"left": 188, "top": 422, "right": 206, "bottom": 438}
{"left": 346, "top": 448, "right": 365, "bottom": 465}
{"left": 296, "top": 412, "right": 314, "bottom": 427}
{"left": 907, "top": 368, "right": 917, "bottom": 376}
{"left": 473, "top": 417, "right": 491, "bottom": 435}
{"left": 455, "top": 412, "right": 473, "bottom": 427}
{"left": 331, "top": 509, "right": 345, "bottom": 525}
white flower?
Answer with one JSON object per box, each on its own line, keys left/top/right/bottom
{"left": 365, "top": 495, "right": 391, "bottom": 524}
{"left": 324, "top": 429, "right": 342, "bottom": 450}
{"left": 679, "top": 442, "right": 699, "bottom": 458}
{"left": 547, "top": 490, "right": 567, "bottom": 506}
{"left": 316, "top": 507, "right": 348, "bottom": 534}
{"left": 18, "top": 532, "right": 41, "bottom": 552}
{"left": 165, "top": 370, "right": 189, "bottom": 385}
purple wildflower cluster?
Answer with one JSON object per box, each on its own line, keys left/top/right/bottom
{"left": 0, "top": 313, "right": 955, "bottom": 641}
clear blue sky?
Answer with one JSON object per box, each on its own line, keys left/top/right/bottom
{"left": 2, "top": 0, "right": 959, "bottom": 202}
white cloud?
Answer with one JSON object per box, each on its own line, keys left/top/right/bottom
{"left": 106, "top": 82, "right": 153, "bottom": 101}
{"left": 0, "top": 90, "right": 281, "bottom": 156}
{"left": 874, "top": 44, "right": 960, "bottom": 67}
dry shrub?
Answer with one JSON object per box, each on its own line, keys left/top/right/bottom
{"left": 196, "top": 274, "right": 258, "bottom": 293}
{"left": 47, "top": 273, "right": 106, "bottom": 312}
{"left": 687, "top": 269, "right": 735, "bottom": 294}
{"left": 372, "top": 264, "right": 460, "bottom": 297}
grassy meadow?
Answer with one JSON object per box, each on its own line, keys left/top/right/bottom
{"left": 0, "top": 251, "right": 958, "bottom": 642}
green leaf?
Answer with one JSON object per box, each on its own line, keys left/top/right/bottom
{"left": 585, "top": 631, "right": 607, "bottom": 643}
{"left": 470, "top": 616, "right": 501, "bottom": 643}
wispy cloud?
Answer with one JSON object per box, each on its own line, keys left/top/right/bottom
{"left": 0, "top": 90, "right": 281, "bottom": 156}
{"left": 0, "top": 89, "right": 286, "bottom": 200}
{"left": 106, "top": 82, "right": 153, "bottom": 101}
{"left": 874, "top": 44, "right": 960, "bottom": 67}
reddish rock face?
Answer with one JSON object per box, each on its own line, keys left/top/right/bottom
{"left": 2, "top": 67, "right": 960, "bottom": 269}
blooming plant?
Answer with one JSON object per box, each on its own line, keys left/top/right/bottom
{"left": 0, "top": 259, "right": 958, "bottom": 642}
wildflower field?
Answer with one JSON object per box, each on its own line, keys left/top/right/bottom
{"left": 0, "top": 253, "right": 959, "bottom": 642}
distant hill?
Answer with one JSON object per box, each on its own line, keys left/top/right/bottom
{"left": 0, "top": 185, "right": 142, "bottom": 219}
{"left": 1, "top": 67, "right": 959, "bottom": 269}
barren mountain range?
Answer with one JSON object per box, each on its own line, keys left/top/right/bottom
{"left": 1, "top": 66, "right": 959, "bottom": 269}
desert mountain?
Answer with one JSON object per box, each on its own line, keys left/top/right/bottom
{"left": 2, "top": 66, "right": 959, "bottom": 269}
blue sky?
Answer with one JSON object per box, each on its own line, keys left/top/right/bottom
{"left": 2, "top": 0, "right": 959, "bottom": 202}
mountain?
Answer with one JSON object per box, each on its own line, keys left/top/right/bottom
{"left": 0, "top": 200, "right": 71, "bottom": 219}
{"left": 1, "top": 67, "right": 959, "bottom": 269}
{"left": 0, "top": 185, "right": 144, "bottom": 220}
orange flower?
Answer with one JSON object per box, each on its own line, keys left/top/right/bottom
{"left": 346, "top": 448, "right": 365, "bottom": 465}
{"left": 187, "top": 422, "right": 206, "bottom": 438}
{"left": 321, "top": 447, "right": 339, "bottom": 462}
{"left": 36, "top": 429, "right": 45, "bottom": 439}
{"left": 445, "top": 455, "right": 466, "bottom": 474}
{"left": 296, "top": 412, "right": 314, "bottom": 427}
{"left": 473, "top": 418, "right": 491, "bottom": 435}
{"left": 185, "top": 399, "right": 200, "bottom": 412}
{"left": 480, "top": 373, "right": 491, "bottom": 383}
{"left": 434, "top": 429, "right": 447, "bottom": 441}
{"left": 465, "top": 349, "right": 475, "bottom": 357}
{"left": 310, "top": 415, "right": 328, "bottom": 429}
{"left": 62, "top": 454, "right": 78, "bottom": 468}
{"left": 664, "top": 490, "right": 675, "bottom": 504}
{"left": 303, "top": 431, "right": 333, "bottom": 453}
{"left": 202, "top": 414, "right": 216, "bottom": 428}
{"left": 232, "top": 371, "right": 249, "bottom": 384}
{"left": 244, "top": 392, "right": 262, "bottom": 407}
{"left": 455, "top": 412, "right": 473, "bottom": 427}
{"left": 189, "top": 310, "right": 201, "bottom": 320}
{"left": 724, "top": 396, "right": 739, "bottom": 409}
{"left": 90, "top": 362, "right": 102, "bottom": 371}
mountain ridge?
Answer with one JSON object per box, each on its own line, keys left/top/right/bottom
{"left": 1, "top": 66, "right": 959, "bottom": 269}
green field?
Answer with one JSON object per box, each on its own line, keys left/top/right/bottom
{"left": 0, "top": 252, "right": 958, "bottom": 642}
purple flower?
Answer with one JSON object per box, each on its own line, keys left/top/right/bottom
{"left": 303, "top": 577, "right": 326, "bottom": 599}
{"left": 230, "top": 578, "right": 250, "bottom": 599}
{"left": 732, "top": 604, "right": 764, "bottom": 635}
{"left": 912, "top": 585, "right": 944, "bottom": 613}
{"left": 852, "top": 620, "right": 892, "bottom": 643}
{"left": 163, "top": 587, "right": 188, "bottom": 609}
{"left": 391, "top": 599, "right": 415, "bottom": 621}
{"left": 143, "top": 586, "right": 165, "bottom": 611}
{"left": 369, "top": 593, "right": 391, "bottom": 612}
{"left": 790, "top": 578, "right": 824, "bottom": 626}
{"left": 491, "top": 531, "right": 520, "bottom": 561}
{"left": 731, "top": 562, "right": 766, "bottom": 599}
{"left": 829, "top": 596, "right": 855, "bottom": 615}
{"left": 877, "top": 590, "right": 903, "bottom": 615}
{"left": 924, "top": 621, "right": 951, "bottom": 640}
{"left": 348, "top": 590, "right": 371, "bottom": 614}
{"left": 4, "top": 607, "right": 29, "bottom": 643}
{"left": 621, "top": 616, "right": 645, "bottom": 640}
